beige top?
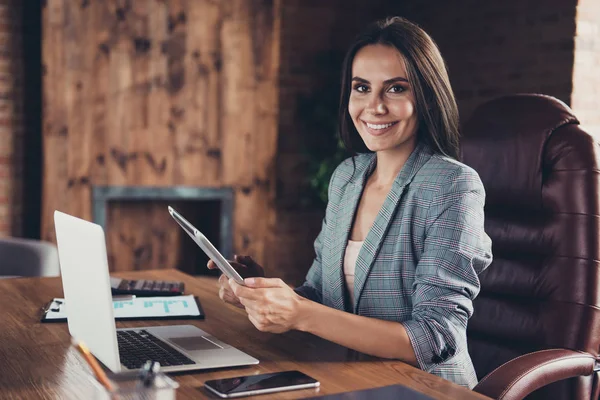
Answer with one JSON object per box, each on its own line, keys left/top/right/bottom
{"left": 343, "top": 240, "right": 364, "bottom": 309}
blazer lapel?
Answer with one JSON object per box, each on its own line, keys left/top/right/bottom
{"left": 353, "top": 143, "right": 433, "bottom": 312}
{"left": 327, "top": 157, "right": 376, "bottom": 311}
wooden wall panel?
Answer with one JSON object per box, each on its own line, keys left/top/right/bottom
{"left": 42, "top": 0, "right": 69, "bottom": 244}
{"left": 42, "top": 0, "right": 281, "bottom": 273}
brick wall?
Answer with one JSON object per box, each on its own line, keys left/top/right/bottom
{"left": 276, "top": 0, "right": 382, "bottom": 210}
{"left": 572, "top": 0, "right": 600, "bottom": 137}
{"left": 274, "top": 0, "right": 585, "bottom": 208}
{"left": 386, "top": 0, "right": 578, "bottom": 123}
{"left": 0, "top": 0, "right": 23, "bottom": 237}
{"left": 270, "top": 0, "right": 599, "bottom": 283}
{"left": 270, "top": 0, "right": 387, "bottom": 284}
{"left": 2, "top": 1, "right": 595, "bottom": 267}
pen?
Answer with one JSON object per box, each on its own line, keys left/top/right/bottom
{"left": 71, "top": 338, "right": 115, "bottom": 392}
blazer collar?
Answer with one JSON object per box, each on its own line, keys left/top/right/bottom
{"left": 352, "top": 141, "right": 434, "bottom": 188}
{"left": 331, "top": 142, "right": 434, "bottom": 312}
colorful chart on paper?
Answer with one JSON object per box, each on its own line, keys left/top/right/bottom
{"left": 44, "top": 295, "right": 201, "bottom": 320}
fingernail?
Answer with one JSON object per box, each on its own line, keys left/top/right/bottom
{"left": 245, "top": 278, "right": 255, "bottom": 285}
{"left": 229, "top": 278, "right": 235, "bottom": 286}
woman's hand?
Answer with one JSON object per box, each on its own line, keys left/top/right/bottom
{"left": 230, "top": 277, "right": 306, "bottom": 334}
{"left": 207, "top": 255, "right": 265, "bottom": 308}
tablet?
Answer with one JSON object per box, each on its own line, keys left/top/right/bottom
{"left": 168, "top": 206, "right": 245, "bottom": 285}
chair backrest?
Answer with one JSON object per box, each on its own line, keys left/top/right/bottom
{"left": 0, "top": 237, "right": 60, "bottom": 277}
{"left": 462, "top": 94, "right": 600, "bottom": 399}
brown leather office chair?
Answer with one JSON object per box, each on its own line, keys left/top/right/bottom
{"left": 461, "top": 94, "right": 600, "bottom": 400}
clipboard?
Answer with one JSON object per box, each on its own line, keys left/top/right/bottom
{"left": 41, "top": 294, "right": 205, "bottom": 323}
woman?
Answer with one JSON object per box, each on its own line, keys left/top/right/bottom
{"left": 209, "top": 16, "right": 492, "bottom": 389}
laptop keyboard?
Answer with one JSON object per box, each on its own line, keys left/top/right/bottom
{"left": 117, "top": 330, "right": 196, "bottom": 370}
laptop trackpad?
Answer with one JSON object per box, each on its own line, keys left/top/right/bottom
{"left": 168, "top": 336, "right": 223, "bottom": 351}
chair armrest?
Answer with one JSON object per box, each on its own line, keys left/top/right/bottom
{"left": 474, "top": 349, "right": 596, "bottom": 400}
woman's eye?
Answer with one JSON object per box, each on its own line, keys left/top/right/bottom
{"left": 388, "top": 85, "right": 405, "bottom": 93}
{"left": 353, "top": 84, "right": 369, "bottom": 93}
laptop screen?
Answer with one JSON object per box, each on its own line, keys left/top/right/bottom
{"left": 54, "top": 211, "right": 122, "bottom": 372}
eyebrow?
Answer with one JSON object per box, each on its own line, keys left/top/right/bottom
{"left": 352, "top": 76, "right": 409, "bottom": 84}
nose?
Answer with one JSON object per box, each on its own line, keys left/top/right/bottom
{"left": 365, "top": 95, "right": 387, "bottom": 115}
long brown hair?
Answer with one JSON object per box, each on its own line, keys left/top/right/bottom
{"left": 339, "top": 17, "right": 460, "bottom": 160}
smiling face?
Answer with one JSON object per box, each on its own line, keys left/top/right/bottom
{"left": 348, "top": 44, "right": 419, "bottom": 154}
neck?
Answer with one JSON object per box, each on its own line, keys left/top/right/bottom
{"left": 370, "top": 141, "right": 417, "bottom": 186}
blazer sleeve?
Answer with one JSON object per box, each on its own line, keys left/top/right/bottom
{"left": 294, "top": 163, "right": 342, "bottom": 303}
{"left": 294, "top": 221, "right": 325, "bottom": 303}
{"left": 401, "top": 166, "right": 493, "bottom": 373}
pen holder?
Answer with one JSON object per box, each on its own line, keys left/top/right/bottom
{"left": 88, "top": 371, "right": 179, "bottom": 400}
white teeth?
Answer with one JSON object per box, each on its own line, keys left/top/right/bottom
{"left": 366, "top": 122, "right": 394, "bottom": 130}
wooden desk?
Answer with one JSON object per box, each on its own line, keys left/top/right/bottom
{"left": 0, "top": 269, "right": 490, "bottom": 399}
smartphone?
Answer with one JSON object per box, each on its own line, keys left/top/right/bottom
{"left": 204, "top": 370, "right": 320, "bottom": 398}
{"left": 168, "top": 206, "right": 245, "bottom": 285}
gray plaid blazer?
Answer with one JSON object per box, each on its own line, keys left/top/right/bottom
{"left": 296, "top": 142, "right": 493, "bottom": 389}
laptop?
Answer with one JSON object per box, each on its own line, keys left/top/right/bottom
{"left": 53, "top": 210, "right": 259, "bottom": 373}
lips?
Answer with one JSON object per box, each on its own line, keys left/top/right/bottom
{"left": 362, "top": 120, "right": 398, "bottom": 136}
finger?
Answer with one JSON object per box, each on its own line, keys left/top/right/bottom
{"left": 217, "top": 275, "right": 231, "bottom": 291}
{"left": 238, "top": 296, "right": 261, "bottom": 311}
{"left": 219, "top": 276, "right": 238, "bottom": 299}
{"left": 221, "top": 287, "right": 236, "bottom": 300}
{"left": 218, "top": 274, "right": 229, "bottom": 286}
{"left": 243, "top": 277, "right": 284, "bottom": 288}
{"left": 220, "top": 286, "right": 241, "bottom": 305}
{"left": 229, "top": 279, "right": 247, "bottom": 297}
{"left": 223, "top": 292, "right": 241, "bottom": 305}
{"left": 229, "top": 279, "right": 267, "bottom": 301}
{"left": 218, "top": 287, "right": 227, "bottom": 302}
{"left": 247, "top": 312, "right": 267, "bottom": 332}
{"left": 207, "top": 259, "right": 217, "bottom": 270}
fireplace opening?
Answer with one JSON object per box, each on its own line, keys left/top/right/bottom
{"left": 92, "top": 186, "right": 233, "bottom": 276}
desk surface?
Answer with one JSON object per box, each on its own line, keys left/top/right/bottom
{"left": 0, "top": 269, "right": 490, "bottom": 400}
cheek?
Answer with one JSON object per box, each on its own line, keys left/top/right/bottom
{"left": 348, "top": 96, "right": 362, "bottom": 120}
{"left": 391, "top": 99, "right": 416, "bottom": 120}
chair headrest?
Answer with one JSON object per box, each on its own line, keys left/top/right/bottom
{"left": 461, "top": 94, "right": 579, "bottom": 208}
